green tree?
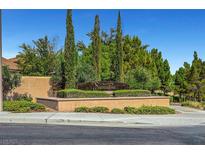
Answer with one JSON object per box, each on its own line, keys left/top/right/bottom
{"left": 174, "top": 67, "right": 187, "bottom": 101}
{"left": 76, "top": 41, "right": 96, "bottom": 83}
{"left": 2, "top": 66, "right": 21, "bottom": 99}
{"left": 91, "top": 15, "right": 101, "bottom": 81}
{"left": 125, "top": 67, "right": 160, "bottom": 92}
{"left": 51, "top": 50, "right": 66, "bottom": 90}
{"left": 101, "top": 43, "right": 111, "bottom": 81}
{"left": 115, "top": 11, "right": 124, "bottom": 82}
{"left": 161, "top": 59, "right": 172, "bottom": 94}
{"left": 150, "top": 48, "right": 164, "bottom": 80}
{"left": 17, "top": 36, "right": 57, "bottom": 76}
{"left": 187, "top": 51, "right": 205, "bottom": 102}
{"left": 64, "top": 10, "right": 77, "bottom": 88}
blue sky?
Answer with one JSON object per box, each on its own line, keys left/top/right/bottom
{"left": 2, "top": 9, "right": 205, "bottom": 73}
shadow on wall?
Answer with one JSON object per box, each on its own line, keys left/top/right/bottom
{"left": 8, "top": 76, "right": 54, "bottom": 102}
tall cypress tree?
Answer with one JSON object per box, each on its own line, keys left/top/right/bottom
{"left": 115, "top": 11, "right": 124, "bottom": 82}
{"left": 92, "top": 15, "right": 101, "bottom": 81}
{"left": 64, "top": 10, "right": 76, "bottom": 88}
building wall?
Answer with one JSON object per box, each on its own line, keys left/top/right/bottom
{"left": 37, "top": 97, "right": 170, "bottom": 112}
{"left": 12, "top": 76, "right": 52, "bottom": 102}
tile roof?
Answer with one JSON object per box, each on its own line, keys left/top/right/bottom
{"left": 2, "top": 57, "right": 20, "bottom": 71}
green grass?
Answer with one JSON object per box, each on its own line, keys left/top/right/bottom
{"left": 113, "top": 89, "right": 151, "bottom": 97}
{"left": 181, "top": 101, "right": 205, "bottom": 110}
{"left": 57, "top": 89, "right": 110, "bottom": 98}
{"left": 3, "top": 100, "right": 46, "bottom": 113}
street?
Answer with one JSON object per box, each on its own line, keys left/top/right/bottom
{"left": 0, "top": 123, "right": 204, "bottom": 145}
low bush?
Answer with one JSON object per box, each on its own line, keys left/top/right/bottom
{"left": 74, "top": 106, "right": 109, "bottom": 113}
{"left": 124, "top": 106, "right": 175, "bottom": 114}
{"left": 3, "top": 101, "right": 46, "bottom": 113}
{"left": 74, "top": 106, "right": 90, "bottom": 112}
{"left": 89, "top": 106, "right": 109, "bottom": 113}
{"left": 13, "top": 94, "right": 33, "bottom": 101}
{"left": 124, "top": 106, "right": 137, "bottom": 114}
{"left": 57, "top": 89, "right": 110, "bottom": 98}
{"left": 113, "top": 90, "right": 151, "bottom": 97}
{"left": 74, "top": 106, "right": 175, "bottom": 114}
{"left": 181, "top": 101, "right": 205, "bottom": 110}
{"left": 111, "top": 108, "right": 125, "bottom": 114}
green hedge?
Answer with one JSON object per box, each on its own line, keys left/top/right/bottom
{"left": 57, "top": 89, "right": 110, "bottom": 98}
{"left": 113, "top": 90, "right": 151, "bottom": 97}
{"left": 3, "top": 101, "right": 46, "bottom": 113}
{"left": 124, "top": 106, "right": 175, "bottom": 114}
{"left": 74, "top": 106, "right": 175, "bottom": 114}
{"left": 75, "top": 106, "right": 109, "bottom": 113}
{"left": 181, "top": 101, "right": 205, "bottom": 110}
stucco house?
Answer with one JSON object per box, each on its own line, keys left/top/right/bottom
{"left": 2, "top": 57, "right": 53, "bottom": 101}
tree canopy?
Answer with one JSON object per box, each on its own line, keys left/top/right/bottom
{"left": 14, "top": 10, "right": 205, "bottom": 102}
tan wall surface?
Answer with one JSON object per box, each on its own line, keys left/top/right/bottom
{"left": 12, "top": 76, "right": 52, "bottom": 102}
{"left": 37, "top": 97, "right": 170, "bottom": 112}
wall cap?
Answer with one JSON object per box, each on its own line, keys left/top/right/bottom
{"left": 36, "top": 96, "right": 169, "bottom": 102}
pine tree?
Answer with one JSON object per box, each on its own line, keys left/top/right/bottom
{"left": 64, "top": 10, "right": 76, "bottom": 88}
{"left": 161, "top": 59, "right": 172, "bottom": 94}
{"left": 115, "top": 11, "right": 124, "bottom": 82}
{"left": 188, "top": 51, "right": 204, "bottom": 101}
{"left": 92, "top": 15, "right": 101, "bottom": 81}
{"left": 174, "top": 67, "right": 187, "bottom": 100}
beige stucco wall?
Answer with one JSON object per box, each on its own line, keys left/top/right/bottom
{"left": 37, "top": 97, "right": 170, "bottom": 112}
{"left": 12, "top": 76, "right": 52, "bottom": 102}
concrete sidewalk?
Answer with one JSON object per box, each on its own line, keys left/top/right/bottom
{"left": 0, "top": 106, "right": 205, "bottom": 128}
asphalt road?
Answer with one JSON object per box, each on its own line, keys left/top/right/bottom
{"left": 0, "top": 123, "right": 204, "bottom": 145}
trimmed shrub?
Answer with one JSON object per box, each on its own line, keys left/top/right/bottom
{"left": 3, "top": 101, "right": 46, "bottom": 113}
{"left": 75, "top": 106, "right": 90, "bottom": 112}
{"left": 89, "top": 106, "right": 109, "bottom": 113}
{"left": 181, "top": 101, "right": 205, "bottom": 110}
{"left": 111, "top": 108, "right": 125, "bottom": 114}
{"left": 124, "top": 106, "right": 138, "bottom": 114}
{"left": 57, "top": 89, "right": 110, "bottom": 98}
{"left": 113, "top": 90, "right": 151, "bottom": 97}
{"left": 135, "top": 106, "right": 175, "bottom": 114}
{"left": 124, "top": 106, "right": 175, "bottom": 114}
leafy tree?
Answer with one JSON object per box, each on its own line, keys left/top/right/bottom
{"left": 76, "top": 41, "right": 96, "bottom": 83}
{"left": 101, "top": 43, "right": 111, "bottom": 81}
{"left": 125, "top": 67, "right": 161, "bottom": 92}
{"left": 51, "top": 50, "right": 66, "bottom": 90}
{"left": 17, "top": 36, "right": 57, "bottom": 76}
{"left": 64, "top": 10, "right": 77, "bottom": 88}
{"left": 115, "top": 11, "right": 124, "bottom": 82}
{"left": 146, "top": 77, "right": 161, "bottom": 94}
{"left": 2, "top": 66, "right": 21, "bottom": 99}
